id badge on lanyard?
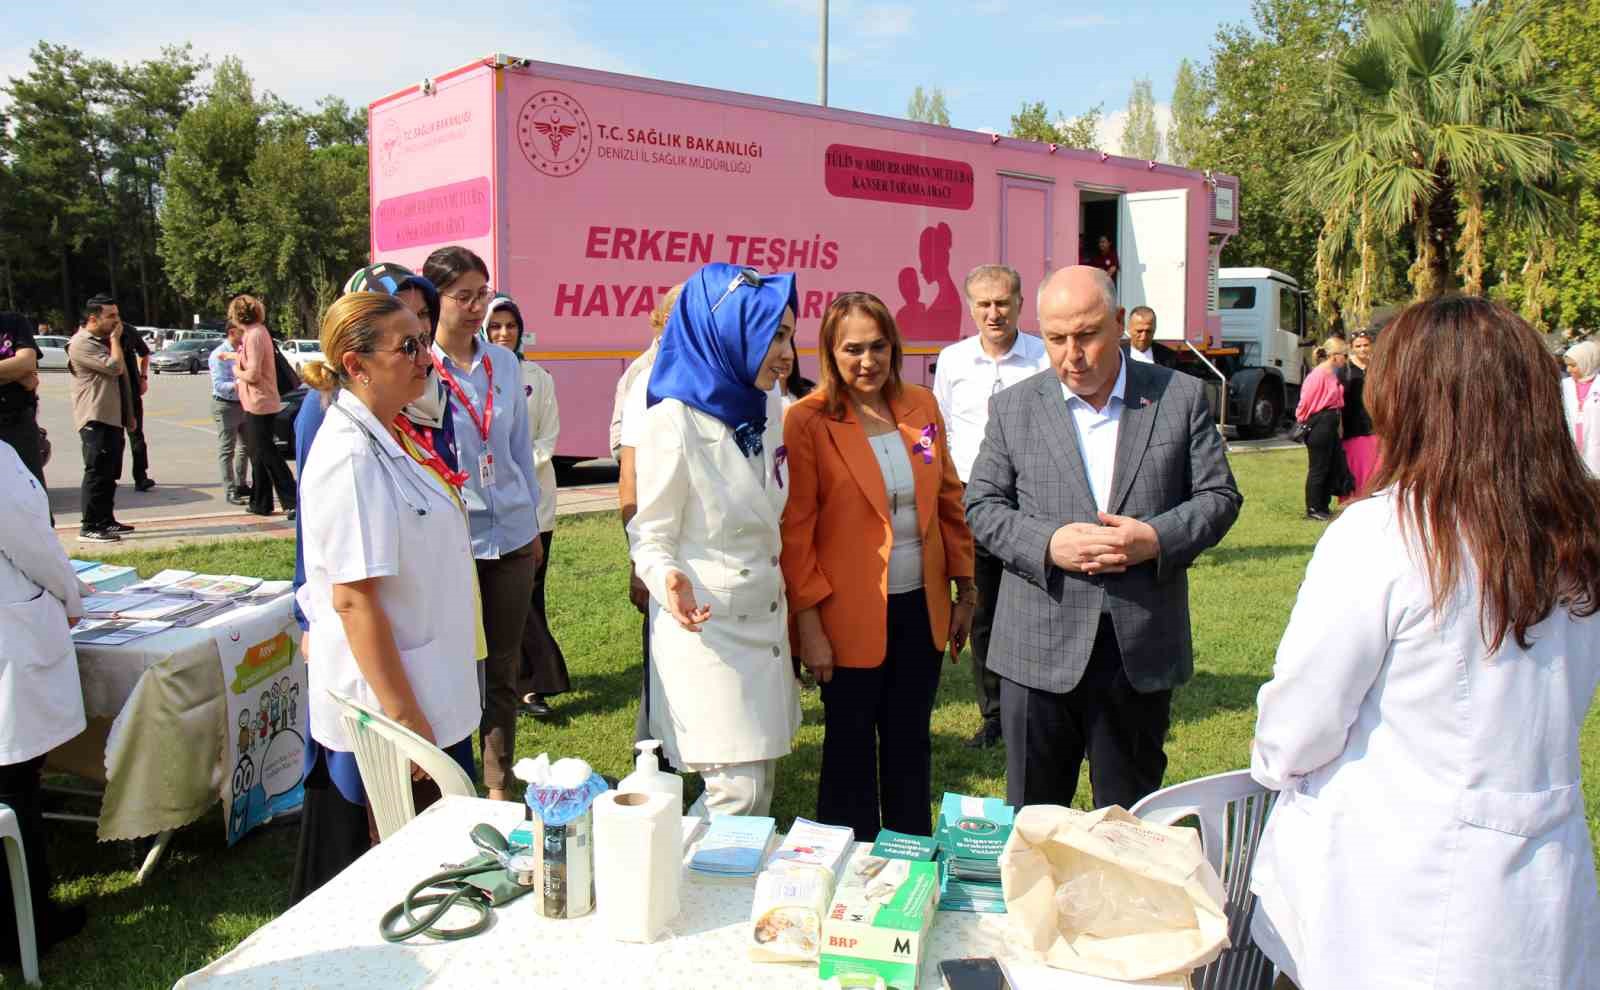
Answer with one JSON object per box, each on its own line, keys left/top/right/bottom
{"left": 435, "top": 351, "right": 495, "bottom": 487}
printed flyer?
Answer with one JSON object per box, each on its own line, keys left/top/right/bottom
{"left": 213, "top": 611, "right": 306, "bottom": 845}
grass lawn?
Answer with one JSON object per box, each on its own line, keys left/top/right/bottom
{"left": 6, "top": 448, "right": 1597, "bottom": 988}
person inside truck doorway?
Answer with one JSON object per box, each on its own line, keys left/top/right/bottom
{"left": 423, "top": 245, "right": 544, "bottom": 804}
{"left": 1090, "top": 235, "right": 1119, "bottom": 283}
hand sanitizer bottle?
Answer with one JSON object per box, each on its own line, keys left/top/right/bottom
{"left": 617, "top": 739, "right": 684, "bottom": 809}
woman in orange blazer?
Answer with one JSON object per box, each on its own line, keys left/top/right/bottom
{"left": 781, "top": 292, "right": 975, "bottom": 840}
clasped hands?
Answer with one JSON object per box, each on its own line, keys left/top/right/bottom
{"left": 1049, "top": 512, "right": 1160, "bottom": 574}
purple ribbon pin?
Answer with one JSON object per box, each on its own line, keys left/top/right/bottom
{"left": 773, "top": 445, "right": 788, "bottom": 488}
{"left": 916, "top": 424, "right": 937, "bottom": 464}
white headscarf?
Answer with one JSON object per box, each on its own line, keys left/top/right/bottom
{"left": 1566, "top": 341, "right": 1600, "bottom": 381}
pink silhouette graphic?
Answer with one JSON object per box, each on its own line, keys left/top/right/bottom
{"left": 894, "top": 266, "right": 928, "bottom": 338}
{"left": 534, "top": 114, "right": 578, "bottom": 156}
{"left": 918, "top": 223, "right": 961, "bottom": 341}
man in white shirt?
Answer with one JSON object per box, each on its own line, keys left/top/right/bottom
{"left": 1122, "top": 306, "right": 1175, "bottom": 368}
{"left": 931, "top": 264, "right": 1048, "bottom": 749}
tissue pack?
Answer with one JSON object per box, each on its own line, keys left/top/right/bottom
{"left": 817, "top": 847, "right": 939, "bottom": 990}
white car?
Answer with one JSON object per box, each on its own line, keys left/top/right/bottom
{"left": 33, "top": 335, "right": 69, "bottom": 371}
{"left": 280, "top": 339, "right": 325, "bottom": 370}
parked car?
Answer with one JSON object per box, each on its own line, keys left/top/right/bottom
{"left": 274, "top": 385, "right": 310, "bottom": 460}
{"left": 278, "top": 339, "right": 325, "bottom": 371}
{"left": 150, "top": 338, "right": 218, "bottom": 374}
{"left": 33, "top": 335, "right": 69, "bottom": 371}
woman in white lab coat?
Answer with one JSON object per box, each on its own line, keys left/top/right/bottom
{"left": 1560, "top": 341, "right": 1600, "bottom": 475}
{"left": 290, "top": 293, "right": 484, "bottom": 903}
{"left": 628, "top": 263, "right": 803, "bottom": 817}
{"left": 482, "top": 295, "right": 570, "bottom": 717}
{"left": 1250, "top": 296, "right": 1600, "bottom": 989}
{"left": 0, "top": 439, "right": 88, "bottom": 960}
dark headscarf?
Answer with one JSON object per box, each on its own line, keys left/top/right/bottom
{"left": 646, "top": 263, "right": 798, "bottom": 456}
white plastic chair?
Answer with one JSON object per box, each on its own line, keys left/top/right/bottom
{"left": 327, "top": 691, "right": 478, "bottom": 841}
{"left": 1129, "top": 770, "right": 1277, "bottom": 990}
{"left": 0, "top": 803, "right": 40, "bottom": 985}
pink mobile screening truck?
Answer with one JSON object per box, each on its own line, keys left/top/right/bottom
{"left": 368, "top": 54, "right": 1251, "bottom": 458}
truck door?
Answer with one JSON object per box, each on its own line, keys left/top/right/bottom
{"left": 1117, "top": 189, "right": 1189, "bottom": 339}
{"left": 999, "top": 175, "right": 1053, "bottom": 296}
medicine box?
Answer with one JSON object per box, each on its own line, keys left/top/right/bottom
{"left": 817, "top": 846, "right": 939, "bottom": 990}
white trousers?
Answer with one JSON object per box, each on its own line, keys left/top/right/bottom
{"left": 686, "top": 759, "right": 777, "bottom": 818}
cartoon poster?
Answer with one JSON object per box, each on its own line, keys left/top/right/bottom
{"left": 213, "top": 611, "right": 306, "bottom": 846}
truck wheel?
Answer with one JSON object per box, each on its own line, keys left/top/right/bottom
{"left": 1250, "top": 387, "right": 1282, "bottom": 439}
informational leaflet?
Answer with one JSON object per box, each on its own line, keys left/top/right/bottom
{"left": 213, "top": 606, "right": 306, "bottom": 845}
{"left": 69, "top": 619, "right": 174, "bottom": 646}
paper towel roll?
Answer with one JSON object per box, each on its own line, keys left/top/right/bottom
{"left": 592, "top": 789, "right": 681, "bottom": 942}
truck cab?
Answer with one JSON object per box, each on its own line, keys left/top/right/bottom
{"left": 1214, "top": 267, "right": 1312, "bottom": 438}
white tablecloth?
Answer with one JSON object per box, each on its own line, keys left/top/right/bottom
{"left": 175, "top": 796, "right": 1047, "bottom": 989}
{"left": 47, "top": 597, "right": 298, "bottom": 841}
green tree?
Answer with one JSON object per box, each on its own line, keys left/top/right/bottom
{"left": 906, "top": 85, "right": 951, "bottom": 126}
{"left": 159, "top": 57, "right": 262, "bottom": 314}
{"left": 1119, "top": 77, "right": 1164, "bottom": 161}
{"left": 1195, "top": 0, "right": 1367, "bottom": 314}
{"left": 1167, "top": 59, "right": 1212, "bottom": 168}
{"left": 1481, "top": 0, "right": 1600, "bottom": 333}
{"left": 1008, "top": 100, "right": 1103, "bottom": 150}
{"left": 1291, "top": 0, "right": 1589, "bottom": 325}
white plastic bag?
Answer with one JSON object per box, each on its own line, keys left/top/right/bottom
{"left": 1000, "top": 805, "right": 1229, "bottom": 982}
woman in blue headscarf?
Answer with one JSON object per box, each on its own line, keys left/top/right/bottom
{"left": 628, "top": 263, "right": 802, "bottom": 816}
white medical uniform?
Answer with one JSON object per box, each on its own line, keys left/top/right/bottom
{"left": 521, "top": 359, "right": 560, "bottom": 533}
{"left": 1250, "top": 490, "right": 1600, "bottom": 989}
{"left": 628, "top": 391, "right": 800, "bottom": 816}
{"left": 0, "top": 440, "right": 86, "bottom": 765}
{"left": 297, "top": 390, "right": 482, "bottom": 754}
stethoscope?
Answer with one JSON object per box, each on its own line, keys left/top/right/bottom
{"left": 328, "top": 402, "right": 437, "bottom": 517}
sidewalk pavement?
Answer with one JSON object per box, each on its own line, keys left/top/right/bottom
{"left": 57, "top": 483, "right": 621, "bottom": 554}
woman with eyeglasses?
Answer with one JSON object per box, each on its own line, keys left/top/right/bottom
{"left": 422, "top": 246, "right": 543, "bottom": 802}
{"left": 780, "top": 293, "right": 974, "bottom": 840}
{"left": 482, "top": 294, "right": 570, "bottom": 719}
{"left": 629, "top": 263, "right": 803, "bottom": 816}
{"left": 291, "top": 293, "right": 483, "bottom": 901}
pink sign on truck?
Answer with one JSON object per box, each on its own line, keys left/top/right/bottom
{"left": 369, "top": 55, "right": 1242, "bottom": 458}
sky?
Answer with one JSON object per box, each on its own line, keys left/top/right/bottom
{"left": 3, "top": 0, "right": 1254, "bottom": 150}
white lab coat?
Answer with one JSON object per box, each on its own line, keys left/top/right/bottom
{"left": 0, "top": 441, "right": 86, "bottom": 766}
{"left": 521, "top": 359, "right": 559, "bottom": 533}
{"left": 1250, "top": 490, "right": 1600, "bottom": 989}
{"left": 1563, "top": 376, "right": 1600, "bottom": 476}
{"left": 627, "top": 393, "right": 800, "bottom": 767}
{"left": 297, "top": 391, "right": 484, "bottom": 754}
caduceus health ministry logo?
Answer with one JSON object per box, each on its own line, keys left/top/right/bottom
{"left": 518, "top": 90, "right": 592, "bottom": 177}
{"left": 378, "top": 118, "right": 403, "bottom": 178}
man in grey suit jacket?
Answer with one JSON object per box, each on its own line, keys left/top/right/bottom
{"left": 965, "top": 266, "right": 1242, "bottom": 810}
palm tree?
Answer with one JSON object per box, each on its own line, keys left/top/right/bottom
{"left": 1290, "top": 0, "right": 1588, "bottom": 324}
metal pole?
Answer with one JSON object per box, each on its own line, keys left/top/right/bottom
{"left": 818, "top": 0, "right": 829, "bottom": 107}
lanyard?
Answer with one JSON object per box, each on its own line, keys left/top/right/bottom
{"left": 394, "top": 416, "right": 469, "bottom": 489}
{"left": 433, "top": 349, "right": 494, "bottom": 443}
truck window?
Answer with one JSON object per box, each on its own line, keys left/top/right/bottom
{"left": 1279, "top": 286, "right": 1301, "bottom": 336}
{"left": 1219, "top": 286, "right": 1255, "bottom": 310}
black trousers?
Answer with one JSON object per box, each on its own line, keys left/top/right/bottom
{"left": 79, "top": 421, "right": 124, "bottom": 530}
{"left": 1002, "top": 614, "right": 1172, "bottom": 811}
{"left": 968, "top": 542, "right": 1003, "bottom": 731}
{"left": 1304, "top": 408, "right": 1344, "bottom": 514}
{"left": 0, "top": 409, "right": 45, "bottom": 487}
{"left": 817, "top": 590, "right": 944, "bottom": 841}
{"left": 475, "top": 540, "right": 539, "bottom": 791}
{"left": 517, "top": 531, "right": 570, "bottom": 698}
{"left": 0, "top": 755, "right": 52, "bottom": 960}
{"left": 125, "top": 394, "right": 149, "bottom": 485}
{"left": 243, "top": 410, "right": 296, "bottom": 514}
